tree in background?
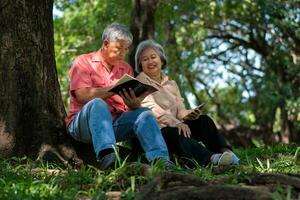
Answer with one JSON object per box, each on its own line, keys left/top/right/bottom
{"left": 0, "top": 0, "right": 80, "bottom": 166}
{"left": 129, "top": 0, "right": 159, "bottom": 71}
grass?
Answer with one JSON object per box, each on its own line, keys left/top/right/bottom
{"left": 0, "top": 143, "right": 299, "bottom": 200}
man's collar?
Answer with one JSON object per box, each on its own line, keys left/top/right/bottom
{"left": 91, "top": 48, "right": 112, "bottom": 71}
{"left": 91, "top": 48, "right": 104, "bottom": 62}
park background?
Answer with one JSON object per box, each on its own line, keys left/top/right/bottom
{"left": 54, "top": 0, "right": 300, "bottom": 146}
{"left": 0, "top": 0, "right": 299, "bottom": 199}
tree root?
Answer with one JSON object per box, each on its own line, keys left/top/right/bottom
{"left": 37, "top": 143, "right": 83, "bottom": 169}
{"left": 152, "top": 185, "right": 273, "bottom": 200}
{"left": 137, "top": 172, "right": 208, "bottom": 200}
{"left": 244, "top": 173, "right": 300, "bottom": 189}
{"left": 137, "top": 172, "right": 300, "bottom": 200}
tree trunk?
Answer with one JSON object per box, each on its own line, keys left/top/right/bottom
{"left": 129, "top": 0, "right": 159, "bottom": 71}
{"left": 0, "top": 0, "right": 80, "bottom": 166}
{"left": 281, "top": 108, "right": 300, "bottom": 144}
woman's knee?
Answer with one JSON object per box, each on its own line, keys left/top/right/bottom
{"left": 162, "top": 127, "right": 181, "bottom": 140}
{"left": 198, "top": 114, "right": 210, "bottom": 120}
{"left": 198, "top": 114, "right": 215, "bottom": 124}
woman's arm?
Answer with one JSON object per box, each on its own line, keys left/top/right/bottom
{"left": 173, "top": 82, "right": 191, "bottom": 120}
{"left": 141, "top": 94, "right": 181, "bottom": 126}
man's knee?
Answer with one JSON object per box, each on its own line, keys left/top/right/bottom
{"left": 134, "top": 107, "right": 151, "bottom": 113}
{"left": 135, "top": 107, "right": 155, "bottom": 120}
{"left": 86, "top": 98, "right": 108, "bottom": 111}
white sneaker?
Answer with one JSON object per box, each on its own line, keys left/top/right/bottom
{"left": 217, "top": 152, "right": 233, "bottom": 165}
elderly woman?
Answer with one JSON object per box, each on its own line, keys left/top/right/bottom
{"left": 134, "top": 40, "right": 239, "bottom": 167}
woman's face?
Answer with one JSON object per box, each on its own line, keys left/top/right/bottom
{"left": 140, "top": 48, "right": 162, "bottom": 77}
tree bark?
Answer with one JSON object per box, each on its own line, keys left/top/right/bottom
{"left": 0, "top": 0, "right": 80, "bottom": 166}
{"left": 129, "top": 0, "right": 159, "bottom": 71}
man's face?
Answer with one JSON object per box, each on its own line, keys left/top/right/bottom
{"left": 103, "top": 39, "right": 130, "bottom": 65}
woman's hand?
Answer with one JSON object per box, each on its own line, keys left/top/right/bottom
{"left": 158, "top": 114, "right": 179, "bottom": 127}
{"left": 183, "top": 110, "right": 201, "bottom": 121}
{"left": 119, "top": 88, "right": 149, "bottom": 109}
{"left": 182, "top": 105, "right": 203, "bottom": 121}
{"left": 175, "top": 122, "right": 191, "bottom": 138}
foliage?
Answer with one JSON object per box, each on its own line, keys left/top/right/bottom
{"left": 153, "top": 0, "right": 300, "bottom": 140}
{"left": 0, "top": 144, "right": 299, "bottom": 199}
{"left": 53, "top": 0, "right": 300, "bottom": 142}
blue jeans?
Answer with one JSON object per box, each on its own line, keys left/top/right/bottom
{"left": 67, "top": 98, "right": 169, "bottom": 162}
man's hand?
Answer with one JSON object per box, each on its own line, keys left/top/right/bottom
{"left": 119, "top": 88, "right": 150, "bottom": 109}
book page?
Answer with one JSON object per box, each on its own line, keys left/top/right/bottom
{"left": 114, "top": 74, "right": 136, "bottom": 86}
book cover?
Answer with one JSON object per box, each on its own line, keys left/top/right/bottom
{"left": 109, "top": 74, "right": 158, "bottom": 97}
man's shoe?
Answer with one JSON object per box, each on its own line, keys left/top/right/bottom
{"left": 97, "top": 152, "right": 116, "bottom": 170}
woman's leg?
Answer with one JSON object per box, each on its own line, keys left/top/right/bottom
{"left": 185, "top": 115, "right": 240, "bottom": 164}
{"left": 129, "top": 121, "right": 236, "bottom": 167}
{"left": 185, "top": 114, "right": 230, "bottom": 153}
{"left": 161, "top": 127, "right": 213, "bottom": 167}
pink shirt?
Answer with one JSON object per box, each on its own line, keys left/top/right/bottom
{"left": 65, "top": 49, "right": 133, "bottom": 127}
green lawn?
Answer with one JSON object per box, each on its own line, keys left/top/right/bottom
{"left": 0, "top": 144, "right": 299, "bottom": 200}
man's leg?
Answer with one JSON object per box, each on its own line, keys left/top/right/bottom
{"left": 67, "top": 98, "right": 116, "bottom": 160}
{"left": 113, "top": 107, "right": 170, "bottom": 162}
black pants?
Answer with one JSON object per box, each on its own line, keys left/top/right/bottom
{"left": 131, "top": 115, "right": 230, "bottom": 167}
{"left": 162, "top": 115, "right": 230, "bottom": 167}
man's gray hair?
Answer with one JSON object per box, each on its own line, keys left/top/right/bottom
{"left": 102, "top": 23, "right": 133, "bottom": 44}
{"left": 135, "top": 39, "right": 168, "bottom": 73}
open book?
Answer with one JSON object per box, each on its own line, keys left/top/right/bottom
{"left": 109, "top": 74, "right": 158, "bottom": 97}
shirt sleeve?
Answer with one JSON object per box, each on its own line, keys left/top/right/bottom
{"left": 69, "top": 58, "right": 92, "bottom": 97}
{"left": 141, "top": 94, "right": 166, "bottom": 118}
{"left": 127, "top": 67, "right": 134, "bottom": 76}
{"left": 141, "top": 94, "right": 182, "bottom": 127}
{"left": 173, "top": 81, "right": 190, "bottom": 120}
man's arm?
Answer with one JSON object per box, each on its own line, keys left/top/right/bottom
{"left": 74, "top": 86, "right": 115, "bottom": 104}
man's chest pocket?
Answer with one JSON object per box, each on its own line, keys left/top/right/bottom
{"left": 91, "top": 73, "right": 108, "bottom": 87}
